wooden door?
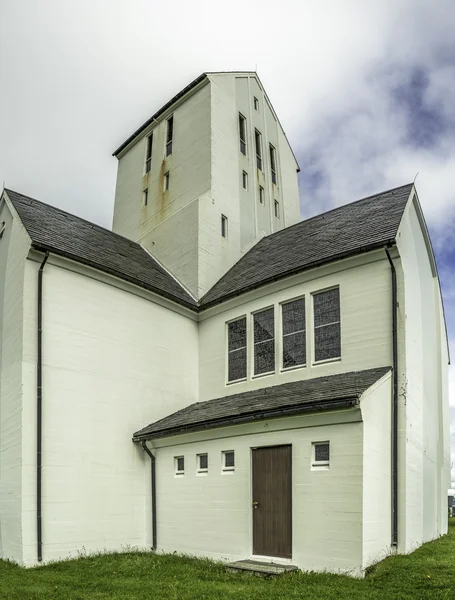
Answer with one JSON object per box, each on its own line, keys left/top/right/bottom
{"left": 252, "top": 445, "right": 292, "bottom": 558}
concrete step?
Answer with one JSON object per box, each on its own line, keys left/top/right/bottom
{"left": 227, "top": 559, "right": 299, "bottom": 577}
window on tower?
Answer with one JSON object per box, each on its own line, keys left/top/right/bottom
{"left": 166, "top": 116, "right": 174, "bottom": 156}
{"left": 145, "top": 134, "right": 153, "bottom": 173}
{"left": 239, "top": 113, "right": 247, "bottom": 155}
{"left": 255, "top": 130, "right": 262, "bottom": 170}
{"left": 269, "top": 144, "right": 277, "bottom": 184}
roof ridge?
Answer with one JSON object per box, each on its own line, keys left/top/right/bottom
{"left": 5, "top": 189, "right": 143, "bottom": 250}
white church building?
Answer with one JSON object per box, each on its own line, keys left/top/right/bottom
{"left": 0, "top": 72, "right": 450, "bottom": 576}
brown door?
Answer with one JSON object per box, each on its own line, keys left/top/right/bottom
{"left": 252, "top": 445, "right": 292, "bottom": 558}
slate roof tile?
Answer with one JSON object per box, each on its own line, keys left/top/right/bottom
{"left": 133, "top": 366, "right": 391, "bottom": 440}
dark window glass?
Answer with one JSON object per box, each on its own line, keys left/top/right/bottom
{"left": 314, "top": 443, "right": 330, "bottom": 463}
{"left": 254, "top": 96, "right": 259, "bottom": 111}
{"left": 228, "top": 317, "right": 247, "bottom": 381}
{"left": 242, "top": 171, "right": 248, "bottom": 189}
{"left": 254, "top": 308, "right": 274, "bottom": 374}
{"left": 259, "top": 186, "right": 264, "bottom": 203}
{"left": 313, "top": 289, "right": 341, "bottom": 361}
{"left": 221, "top": 215, "right": 228, "bottom": 238}
{"left": 274, "top": 200, "right": 279, "bottom": 218}
{"left": 269, "top": 144, "right": 277, "bottom": 184}
{"left": 224, "top": 451, "right": 235, "bottom": 468}
{"left": 164, "top": 172, "right": 170, "bottom": 191}
{"left": 176, "top": 456, "right": 184, "bottom": 472}
{"left": 255, "top": 130, "right": 262, "bottom": 170}
{"left": 166, "top": 116, "right": 173, "bottom": 156}
{"left": 145, "top": 134, "right": 153, "bottom": 173}
{"left": 282, "top": 299, "right": 306, "bottom": 368}
{"left": 199, "top": 454, "right": 208, "bottom": 470}
{"left": 239, "top": 114, "right": 247, "bottom": 155}
{"left": 143, "top": 189, "right": 148, "bottom": 207}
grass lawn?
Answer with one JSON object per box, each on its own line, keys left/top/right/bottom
{"left": 1, "top": 519, "right": 454, "bottom": 600}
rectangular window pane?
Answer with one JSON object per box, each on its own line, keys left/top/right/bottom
{"left": 315, "top": 443, "right": 329, "bottom": 462}
{"left": 314, "top": 322, "right": 341, "bottom": 362}
{"left": 254, "top": 308, "right": 274, "bottom": 375}
{"left": 199, "top": 454, "right": 208, "bottom": 470}
{"left": 242, "top": 171, "right": 248, "bottom": 190}
{"left": 255, "top": 130, "right": 262, "bottom": 170}
{"left": 176, "top": 456, "right": 184, "bottom": 473}
{"left": 314, "top": 288, "right": 340, "bottom": 327}
{"left": 224, "top": 451, "right": 235, "bottom": 468}
{"left": 269, "top": 144, "right": 277, "bottom": 184}
{"left": 283, "top": 332, "right": 306, "bottom": 368}
{"left": 274, "top": 200, "right": 280, "bottom": 218}
{"left": 282, "top": 299, "right": 305, "bottom": 335}
{"left": 228, "top": 317, "right": 247, "bottom": 381}
{"left": 166, "top": 116, "right": 173, "bottom": 156}
{"left": 314, "top": 288, "right": 341, "bottom": 362}
{"left": 143, "top": 189, "right": 148, "bottom": 207}
{"left": 259, "top": 186, "right": 264, "bottom": 203}
{"left": 239, "top": 114, "right": 246, "bottom": 155}
{"left": 145, "top": 134, "right": 153, "bottom": 173}
{"left": 221, "top": 215, "right": 228, "bottom": 238}
{"left": 164, "top": 172, "right": 170, "bottom": 191}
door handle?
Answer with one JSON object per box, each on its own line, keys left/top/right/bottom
{"left": 252, "top": 501, "right": 259, "bottom": 509}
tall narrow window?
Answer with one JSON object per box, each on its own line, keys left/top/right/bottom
{"left": 164, "top": 171, "right": 170, "bottom": 191}
{"left": 313, "top": 288, "right": 341, "bottom": 362}
{"left": 145, "top": 134, "right": 153, "bottom": 173}
{"left": 143, "top": 188, "right": 148, "bottom": 207}
{"left": 253, "top": 308, "right": 275, "bottom": 375}
{"left": 259, "top": 186, "right": 264, "bottom": 204}
{"left": 274, "top": 200, "right": 280, "bottom": 218}
{"left": 282, "top": 298, "right": 306, "bottom": 369}
{"left": 269, "top": 144, "right": 277, "bottom": 184}
{"left": 166, "top": 116, "right": 173, "bottom": 156}
{"left": 239, "top": 113, "right": 247, "bottom": 155}
{"left": 221, "top": 214, "right": 228, "bottom": 238}
{"left": 254, "top": 96, "right": 259, "bottom": 111}
{"left": 242, "top": 171, "right": 248, "bottom": 190}
{"left": 255, "top": 130, "right": 262, "bottom": 170}
{"left": 227, "top": 317, "right": 247, "bottom": 382}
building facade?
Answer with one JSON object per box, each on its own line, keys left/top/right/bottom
{"left": 0, "top": 72, "right": 450, "bottom": 575}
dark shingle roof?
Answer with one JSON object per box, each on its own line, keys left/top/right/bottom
{"left": 133, "top": 367, "right": 391, "bottom": 441}
{"left": 5, "top": 190, "right": 197, "bottom": 309}
{"left": 200, "top": 184, "right": 414, "bottom": 308}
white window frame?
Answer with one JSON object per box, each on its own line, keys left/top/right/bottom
{"left": 165, "top": 115, "right": 173, "bottom": 156}
{"left": 252, "top": 306, "right": 275, "bottom": 378}
{"left": 281, "top": 296, "right": 306, "bottom": 371}
{"left": 311, "top": 442, "right": 330, "bottom": 470}
{"left": 145, "top": 133, "right": 153, "bottom": 173}
{"left": 239, "top": 113, "right": 247, "bottom": 155}
{"left": 226, "top": 315, "right": 248, "bottom": 384}
{"left": 197, "top": 453, "right": 208, "bottom": 474}
{"left": 255, "top": 129, "right": 262, "bottom": 170}
{"left": 312, "top": 286, "right": 341, "bottom": 365}
{"left": 222, "top": 450, "right": 235, "bottom": 472}
{"left": 175, "top": 455, "right": 184, "bottom": 475}
{"left": 242, "top": 170, "right": 248, "bottom": 190}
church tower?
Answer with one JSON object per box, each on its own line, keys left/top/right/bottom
{"left": 112, "top": 72, "right": 301, "bottom": 299}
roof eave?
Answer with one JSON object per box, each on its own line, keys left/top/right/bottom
{"left": 200, "top": 239, "right": 398, "bottom": 311}
{"left": 132, "top": 396, "right": 358, "bottom": 442}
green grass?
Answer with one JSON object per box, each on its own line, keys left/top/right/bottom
{"left": 1, "top": 519, "right": 454, "bottom": 600}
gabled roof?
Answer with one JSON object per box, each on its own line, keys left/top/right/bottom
{"left": 4, "top": 190, "right": 197, "bottom": 310}
{"left": 133, "top": 367, "right": 391, "bottom": 441}
{"left": 200, "top": 183, "right": 414, "bottom": 308}
{"left": 4, "top": 184, "right": 414, "bottom": 313}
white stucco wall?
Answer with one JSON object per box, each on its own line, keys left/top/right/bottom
{"left": 19, "top": 260, "right": 199, "bottom": 565}
{"left": 0, "top": 201, "right": 30, "bottom": 563}
{"left": 395, "top": 196, "right": 450, "bottom": 553}
{"left": 361, "top": 372, "right": 392, "bottom": 568}
{"left": 152, "top": 409, "right": 364, "bottom": 576}
{"left": 199, "top": 251, "right": 393, "bottom": 402}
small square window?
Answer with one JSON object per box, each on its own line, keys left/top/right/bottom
{"left": 221, "top": 214, "right": 228, "bottom": 238}
{"left": 274, "top": 200, "right": 280, "bottom": 218}
{"left": 312, "top": 442, "right": 330, "bottom": 469}
{"left": 164, "top": 171, "right": 170, "bottom": 191}
{"left": 197, "top": 453, "right": 208, "bottom": 473}
{"left": 259, "top": 186, "right": 264, "bottom": 204}
{"left": 254, "top": 96, "right": 259, "bottom": 111}
{"left": 242, "top": 171, "right": 248, "bottom": 190}
{"left": 222, "top": 450, "right": 235, "bottom": 471}
{"left": 143, "top": 188, "right": 148, "bottom": 207}
{"left": 175, "top": 456, "right": 184, "bottom": 475}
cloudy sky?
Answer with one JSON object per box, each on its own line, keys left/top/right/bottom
{"left": 1, "top": 0, "right": 454, "bottom": 486}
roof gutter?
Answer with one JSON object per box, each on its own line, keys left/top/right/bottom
{"left": 37, "top": 251, "right": 49, "bottom": 562}
{"left": 133, "top": 397, "right": 358, "bottom": 442}
{"left": 384, "top": 245, "right": 398, "bottom": 548}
